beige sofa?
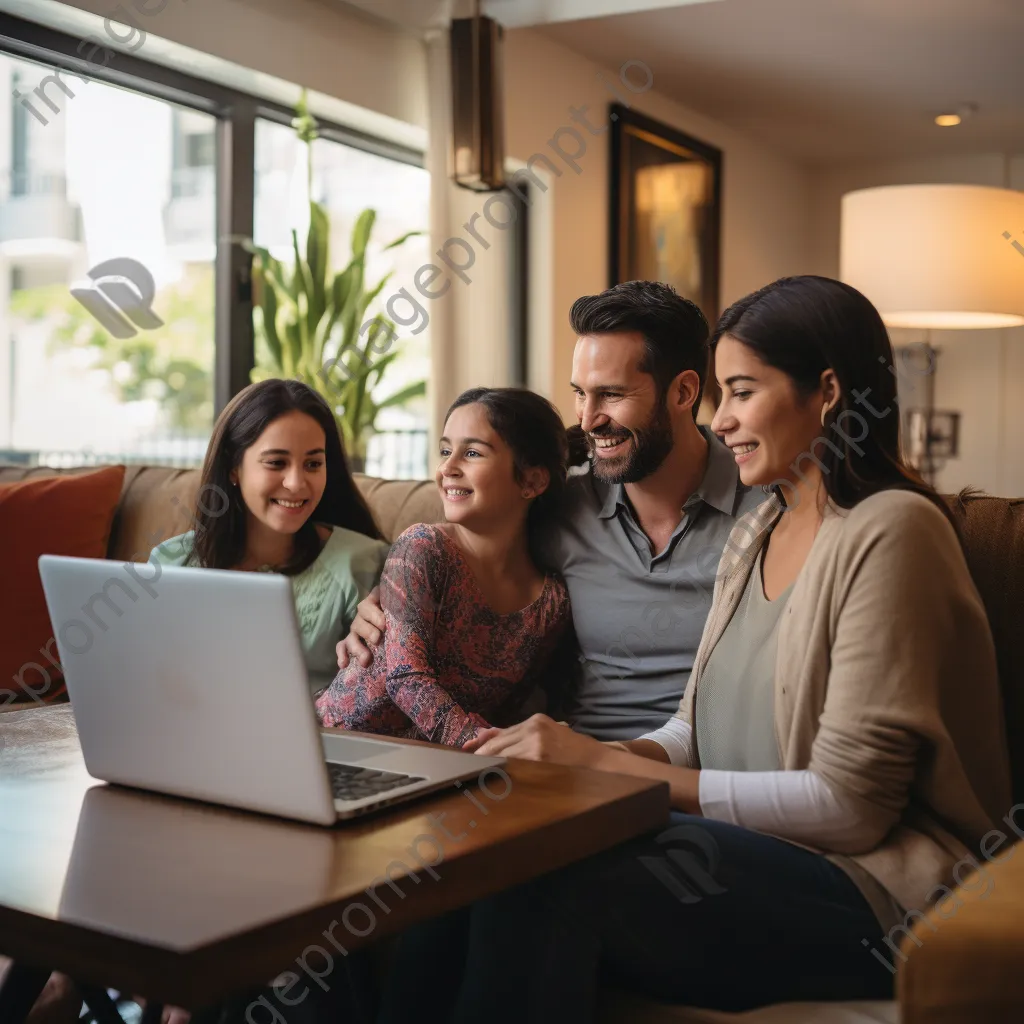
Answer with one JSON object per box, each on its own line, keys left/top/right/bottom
{"left": 4, "top": 461, "right": 1024, "bottom": 1023}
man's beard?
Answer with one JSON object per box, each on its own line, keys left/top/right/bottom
{"left": 588, "top": 401, "right": 674, "bottom": 484}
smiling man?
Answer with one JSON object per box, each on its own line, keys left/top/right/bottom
{"left": 547, "top": 280, "right": 762, "bottom": 739}
{"left": 340, "top": 280, "right": 762, "bottom": 742}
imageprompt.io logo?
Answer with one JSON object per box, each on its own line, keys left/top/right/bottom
{"left": 640, "top": 823, "right": 728, "bottom": 904}
{"left": 71, "top": 257, "right": 164, "bottom": 339}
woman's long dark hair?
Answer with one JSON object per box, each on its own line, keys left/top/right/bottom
{"left": 445, "top": 387, "right": 568, "bottom": 568}
{"left": 712, "top": 275, "right": 954, "bottom": 525}
{"left": 188, "top": 379, "right": 382, "bottom": 574}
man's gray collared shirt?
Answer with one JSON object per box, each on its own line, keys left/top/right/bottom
{"left": 545, "top": 429, "right": 762, "bottom": 741}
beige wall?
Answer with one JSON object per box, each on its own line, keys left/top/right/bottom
{"left": 810, "top": 153, "right": 1024, "bottom": 497}
{"left": 502, "top": 26, "right": 815, "bottom": 419}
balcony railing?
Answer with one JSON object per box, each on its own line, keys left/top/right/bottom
{"left": 0, "top": 170, "right": 69, "bottom": 198}
{"left": 169, "top": 166, "right": 216, "bottom": 200}
{"left": 0, "top": 170, "right": 81, "bottom": 245}
{"left": 365, "top": 429, "right": 429, "bottom": 480}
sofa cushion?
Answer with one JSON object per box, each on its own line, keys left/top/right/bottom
{"left": 354, "top": 475, "right": 443, "bottom": 540}
{"left": 943, "top": 492, "right": 1024, "bottom": 802}
{"left": 0, "top": 464, "right": 206, "bottom": 564}
{"left": 0, "top": 466, "right": 125, "bottom": 705}
{"left": 108, "top": 466, "right": 203, "bottom": 562}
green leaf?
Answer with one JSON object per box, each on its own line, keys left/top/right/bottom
{"left": 381, "top": 229, "right": 424, "bottom": 252}
{"left": 350, "top": 209, "right": 376, "bottom": 260}
{"left": 375, "top": 379, "right": 427, "bottom": 411}
{"left": 339, "top": 259, "right": 367, "bottom": 360}
{"left": 295, "top": 289, "right": 312, "bottom": 379}
{"left": 256, "top": 268, "right": 283, "bottom": 370}
{"left": 314, "top": 265, "right": 356, "bottom": 369}
{"left": 306, "top": 201, "right": 329, "bottom": 329}
{"left": 361, "top": 271, "right": 392, "bottom": 316}
{"left": 291, "top": 228, "right": 314, "bottom": 302}
{"left": 332, "top": 263, "right": 357, "bottom": 309}
{"left": 263, "top": 263, "right": 299, "bottom": 318}
{"left": 366, "top": 349, "right": 400, "bottom": 379}
{"left": 283, "top": 321, "right": 301, "bottom": 378}
{"left": 350, "top": 349, "right": 400, "bottom": 434}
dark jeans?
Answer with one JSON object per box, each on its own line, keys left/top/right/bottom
{"left": 378, "top": 813, "right": 895, "bottom": 1024}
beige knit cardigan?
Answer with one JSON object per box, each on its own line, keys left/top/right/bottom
{"left": 674, "top": 488, "right": 1012, "bottom": 915}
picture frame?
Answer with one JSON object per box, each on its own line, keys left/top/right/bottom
{"left": 609, "top": 104, "right": 723, "bottom": 329}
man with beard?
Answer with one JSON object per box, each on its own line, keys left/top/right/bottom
{"left": 338, "top": 280, "right": 762, "bottom": 741}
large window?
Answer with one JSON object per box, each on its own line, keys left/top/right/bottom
{"left": 0, "top": 53, "right": 216, "bottom": 466}
{"left": 253, "top": 120, "right": 430, "bottom": 477}
{"left": 0, "top": 13, "right": 429, "bottom": 475}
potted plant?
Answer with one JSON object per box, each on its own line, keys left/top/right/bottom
{"left": 248, "top": 92, "right": 425, "bottom": 470}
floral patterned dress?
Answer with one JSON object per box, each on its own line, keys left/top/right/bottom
{"left": 315, "top": 523, "right": 572, "bottom": 748}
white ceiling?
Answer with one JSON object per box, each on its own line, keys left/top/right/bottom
{"left": 338, "top": 0, "right": 1023, "bottom": 166}
{"left": 534, "top": 0, "right": 1024, "bottom": 166}
{"left": 339, "top": 0, "right": 722, "bottom": 29}
{"left": 483, "top": 0, "right": 723, "bottom": 26}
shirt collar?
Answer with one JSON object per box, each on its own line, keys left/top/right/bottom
{"left": 596, "top": 476, "right": 624, "bottom": 519}
{"left": 594, "top": 426, "right": 741, "bottom": 520}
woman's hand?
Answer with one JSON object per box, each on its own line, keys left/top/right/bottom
{"left": 467, "top": 717, "right": 704, "bottom": 814}
{"left": 464, "top": 714, "right": 606, "bottom": 767}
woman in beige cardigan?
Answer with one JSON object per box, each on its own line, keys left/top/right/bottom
{"left": 394, "top": 275, "right": 1011, "bottom": 1022}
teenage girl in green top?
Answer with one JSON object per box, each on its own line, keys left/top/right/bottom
{"left": 150, "top": 378, "right": 390, "bottom": 697}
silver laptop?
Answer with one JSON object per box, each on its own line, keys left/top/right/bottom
{"left": 38, "top": 554, "right": 505, "bottom": 825}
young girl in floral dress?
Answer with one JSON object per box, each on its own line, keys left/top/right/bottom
{"left": 315, "top": 387, "right": 573, "bottom": 747}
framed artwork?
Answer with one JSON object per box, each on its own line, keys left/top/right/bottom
{"left": 609, "top": 104, "right": 723, "bottom": 328}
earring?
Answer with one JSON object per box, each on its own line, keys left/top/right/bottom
{"left": 820, "top": 405, "right": 829, "bottom": 427}
{"left": 522, "top": 490, "right": 532, "bottom": 499}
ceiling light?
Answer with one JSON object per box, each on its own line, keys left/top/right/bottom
{"left": 935, "top": 113, "right": 961, "bottom": 127}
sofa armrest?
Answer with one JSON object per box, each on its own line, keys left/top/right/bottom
{"left": 898, "top": 833, "right": 1024, "bottom": 1022}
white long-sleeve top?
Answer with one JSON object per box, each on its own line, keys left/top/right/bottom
{"left": 637, "top": 717, "right": 874, "bottom": 850}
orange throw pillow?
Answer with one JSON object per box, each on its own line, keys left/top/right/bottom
{"left": 0, "top": 466, "right": 125, "bottom": 706}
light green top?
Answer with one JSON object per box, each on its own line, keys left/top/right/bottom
{"left": 695, "top": 546, "right": 793, "bottom": 771}
{"left": 149, "top": 526, "right": 390, "bottom": 696}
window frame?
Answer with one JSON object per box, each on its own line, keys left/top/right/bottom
{"left": 0, "top": 10, "right": 426, "bottom": 415}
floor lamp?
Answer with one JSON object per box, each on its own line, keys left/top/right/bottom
{"left": 840, "top": 184, "right": 1024, "bottom": 485}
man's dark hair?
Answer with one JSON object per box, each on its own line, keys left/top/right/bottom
{"left": 568, "top": 281, "right": 710, "bottom": 419}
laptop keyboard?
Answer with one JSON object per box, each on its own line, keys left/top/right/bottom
{"left": 327, "top": 762, "right": 425, "bottom": 803}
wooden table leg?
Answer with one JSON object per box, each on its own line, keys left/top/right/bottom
{"left": 0, "top": 963, "right": 52, "bottom": 1024}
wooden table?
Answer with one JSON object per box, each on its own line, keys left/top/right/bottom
{"left": 0, "top": 706, "right": 668, "bottom": 1014}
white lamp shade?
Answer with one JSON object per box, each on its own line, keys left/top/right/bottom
{"left": 840, "top": 184, "right": 1024, "bottom": 329}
